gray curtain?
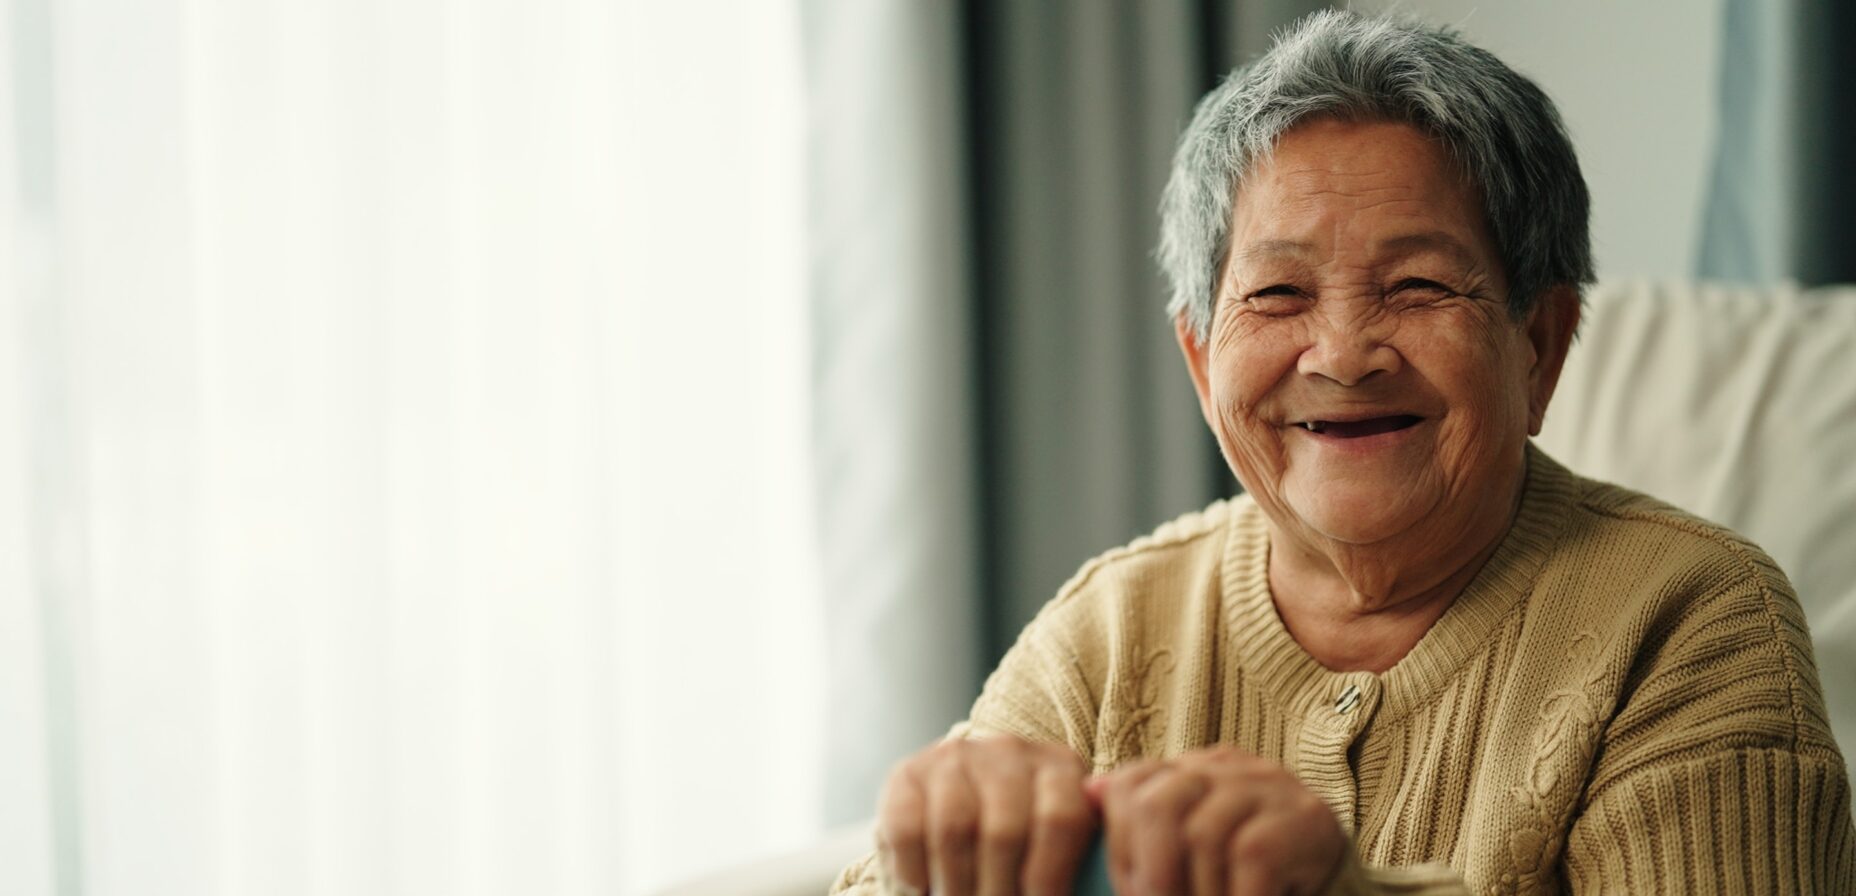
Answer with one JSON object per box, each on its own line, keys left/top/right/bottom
{"left": 807, "top": 1, "right": 1327, "bottom": 825}
{"left": 1699, "top": 0, "right": 1856, "bottom": 283}
{"left": 805, "top": 1, "right": 986, "bottom": 826}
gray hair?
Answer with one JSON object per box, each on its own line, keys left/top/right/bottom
{"left": 1158, "top": 10, "right": 1594, "bottom": 339}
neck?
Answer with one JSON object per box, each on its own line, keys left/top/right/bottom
{"left": 1267, "top": 468, "right": 1527, "bottom": 674}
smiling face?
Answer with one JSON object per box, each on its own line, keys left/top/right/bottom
{"left": 1179, "top": 118, "right": 1578, "bottom": 581}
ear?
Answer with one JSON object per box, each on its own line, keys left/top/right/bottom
{"left": 1523, "top": 285, "right": 1582, "bottom": 436}
{"left": 1174, "top": 313, "right": 1218, "bottom": 432}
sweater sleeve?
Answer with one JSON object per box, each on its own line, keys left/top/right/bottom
{"left": 1558, "top": 550, "right": 1856, "bottom": 892}
{"left": 1562, "top": 746, "right": 1854, "bottom": 892}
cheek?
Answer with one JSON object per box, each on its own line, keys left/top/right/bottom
{"left": 1206, "top": 322, "right": 1301, "bottom": 466}
{"left": 1209, "top": 320, "right": 1298, "bottom": 410}
{"left": 1425, "top": 322, "right": 1534, "bottom": 464}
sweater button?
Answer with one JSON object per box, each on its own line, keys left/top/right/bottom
{"left": 1335, "top": 683, "right": 1362, "bottom": 715}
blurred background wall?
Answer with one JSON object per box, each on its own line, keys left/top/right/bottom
{"left": 3, "top": 1, "right": 1842, "bottom": 894}
{"left": 1359, "top": 0, "right": 1721, "bottom": 279}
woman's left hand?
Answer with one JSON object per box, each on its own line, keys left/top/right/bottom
{"left": 1085, "top": 746, "right": 1346, "bottom": 896}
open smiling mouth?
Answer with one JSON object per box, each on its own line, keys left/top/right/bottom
{"left": 1297, "top": 415, "right": 1425, "bottom": 438}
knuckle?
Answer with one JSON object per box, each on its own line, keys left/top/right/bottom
{"left": 879, "top": 776, "right": 921, "bottom": 810}
{"left": 978, "top": 819, "right": 1028, "bottom": 852}
{"left": 1132, "top": 786, "right": 1171, "bottom": 817}
{"left": 1037, "top": 741, "right": 1083, "bottom": 764}
{"left": 1099, "top": 768, "right": 1147, "bottom": 807}
{"left": 1108, "top": 759, "right": 1156, "bottom": 781}
{"left": 1204, "top": 744, "right": 1245, "bottom": 763}
{"left": 1032, "top": 803, "right": 1090, "bottom": 838}
{"left": 1230, "top": 827, "right": 1282, "bottom": 865}
{"left": 880, "top": 813, "right": 926, "bottom": 847}
{"left": 890, "top": 754, "right": 928, "bottom": 783}
{"left": 1182, "top": 815, "right": 1225, "bottom": 852}
{"left": 878, "top": 801, "right": 924, "bottom": 838}
{"left": 1225, "top": 752, "right": 1268, "bottom": 776}
{"left": 929, "top": 808, "right": 979, "bottom": 846}
{"left": 985, "top": 739, "right": 1033, "bottom": 771}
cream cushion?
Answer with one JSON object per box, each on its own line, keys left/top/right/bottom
{"left": 1536, "top": 280, "right": 1856, "bottom": 755}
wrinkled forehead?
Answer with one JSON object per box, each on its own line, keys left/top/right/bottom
{"left": 1235, "top": 112, "right": 1480, "bottom": 195}
{"left": 1226, "top": 118, "right": 1501, "bottom": 272}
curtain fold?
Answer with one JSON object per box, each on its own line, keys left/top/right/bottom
{"left": 802, "top": 0, "right": 985, "bottom": 825}
{"left": 959, "top": 0, "right": 1324, "bottom": 662}
{"left": 1700, "top": 0, "right": 1856, "bottom": 283}
{"left": 2, "top": 3, "right": 69, "bottom": 893}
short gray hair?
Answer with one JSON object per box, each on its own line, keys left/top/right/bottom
{"left": 1158, "top": 10, "right": 1594, "bottom": 339}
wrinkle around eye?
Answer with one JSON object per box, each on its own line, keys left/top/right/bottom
{"left": 1388, "top": 277, "right": 1457, "bottom": 296}
{"left": 1252, "top": 283, "right": 1303, "bottom": 297}
{"left": 1242, "top": 294, "right": 1307, "bottom": 317}
{"left": 1231, "top": 281, "right": 1312, "bottom": 316}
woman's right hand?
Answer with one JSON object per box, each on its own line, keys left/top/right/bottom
{"left": 877, "top": 735, "right": 1098, "bottom": 896}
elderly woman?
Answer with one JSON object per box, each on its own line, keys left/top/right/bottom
{"left": 834, "top": 11, "right": 1853, "bottom": 895}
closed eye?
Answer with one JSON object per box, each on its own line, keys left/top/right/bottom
{"left": 1392, "top": 278, "right": 1456, "bottom": 295}
{"left": 1242, "top": 284, "right": 1308, "bottom": 316}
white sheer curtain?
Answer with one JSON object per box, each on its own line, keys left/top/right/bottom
{"left": 0, "top": 1, "right": 824, "bottom": 894}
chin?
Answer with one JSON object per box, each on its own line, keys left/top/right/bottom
{"left": 1289, "top": 487, "right": 1429, "bottom": 546}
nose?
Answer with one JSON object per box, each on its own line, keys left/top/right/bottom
{"left": 1297, "top": 310, "right": 1401, "bottom": 386}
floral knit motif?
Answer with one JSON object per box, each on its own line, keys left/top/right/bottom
{"left": 1103, "top": 648, "right": 1174, "bottom": 763}
{"left": 1499, "top": 632, "right": 1609, "bottom": 895}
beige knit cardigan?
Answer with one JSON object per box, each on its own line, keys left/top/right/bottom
{"left": 833, "top": 447, "right": 1854, "bottom": 894}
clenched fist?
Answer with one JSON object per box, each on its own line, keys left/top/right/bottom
{"left": 1087, "top": 746, "right": 1346, "bottom": 896}
{"left": 877, "top": 736, "right": 1098, "bottom": 896}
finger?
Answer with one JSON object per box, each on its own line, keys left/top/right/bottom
{"left": 1228, "top": 823, "right": 1289, "bottom": 896}
{"left": 967, "top": 744, "right": 1032, "bottom": 896}
{"left": 1021, "top": 759, "right": 1095, "bottom": 896}
{"left": 878, "top": 763, "right": 931, "bottom": 894}
{"left": 1272, "top": 796, "right": 1347, "bottom": 896}
{"left": 1094, "top": 763, "right": 1164, "bottom": 895}
{"left": 1182, "top": 788, "right": 1260, "bottom": 896}
{"left": 925, "top": 750, "right": 981, "bottom": 896}
{"left": 1127, "top": 768, "right": 1209, "bottom": 896}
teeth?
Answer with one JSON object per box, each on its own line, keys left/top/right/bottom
{"left": 1303, "top": 421, "right": 1325, "bottom": 433}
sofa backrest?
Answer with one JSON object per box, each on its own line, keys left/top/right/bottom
{"left": 1535, "top": 280, "right": 1856, "bottom": 756}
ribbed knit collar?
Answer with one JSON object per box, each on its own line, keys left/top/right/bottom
{"left": 1221, "top": 443, "right": 1579, "bottom": 725}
